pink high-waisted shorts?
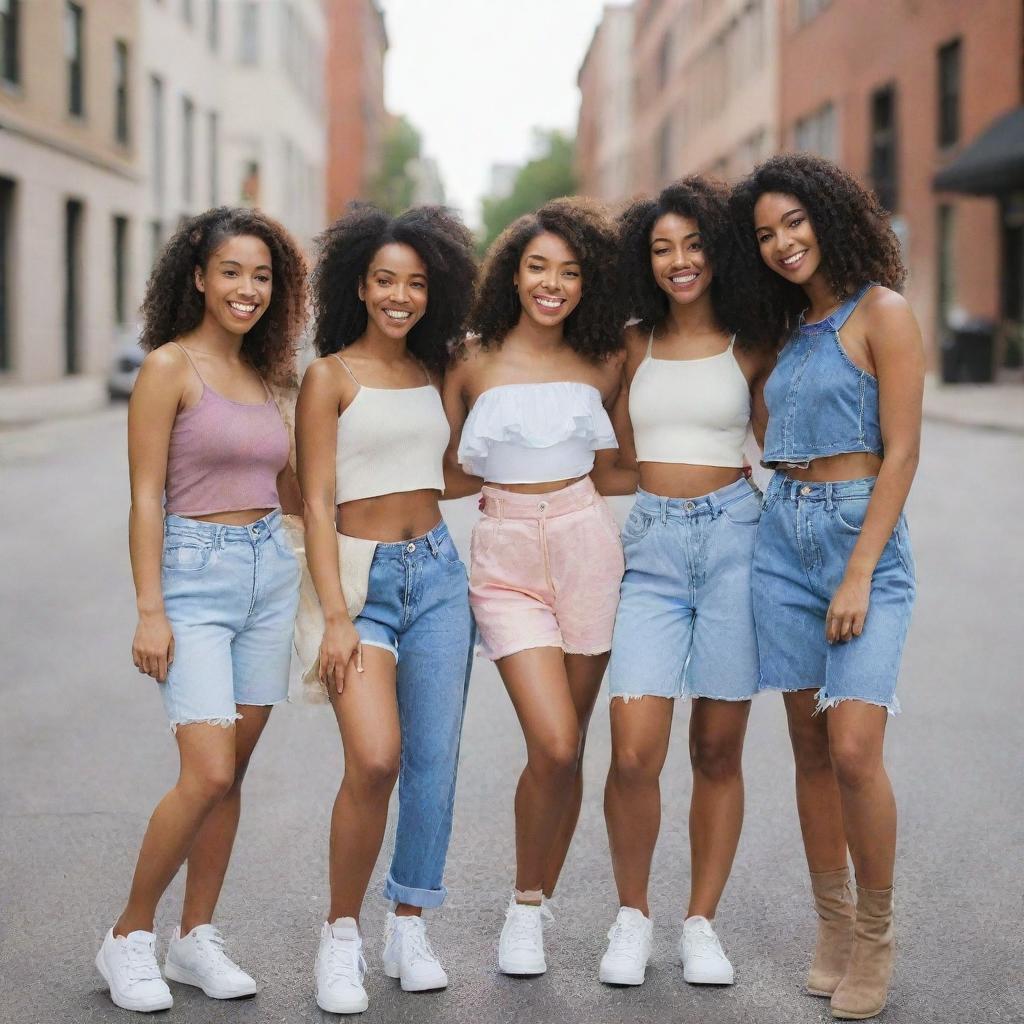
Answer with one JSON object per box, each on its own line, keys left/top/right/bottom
{"left": 469, "top": 476, "right": 625, "bottom": 661}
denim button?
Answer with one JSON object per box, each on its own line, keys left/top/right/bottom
{"left": 538, "top": 501, "right": 548, "bottom": 512}
{"left": 406, "top": 542, "right": 416, "bottom": 553}
{"left": 801, "top": 486, "right": 812, "bottom": 496}
{"left": 685, "top": 501, "right": 696, "bottom": 511}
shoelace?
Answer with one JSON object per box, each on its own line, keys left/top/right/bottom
{"left": 324, "top": 939, "right": 367, "bottom": 988}
{"left": 123, "top": 938, "right": 162, "bottom": 985}
{"left": 400, "top": 920, "right": 439, "bottom": 969}
{"left": 192, "top": 927, "right": 237, "bottom": 977}
{"left": 686, "top": 923, "right": 724, "bottom": 960}
{"left": 606, "top": 918, "right": 647, "bottom": 963}
{"left": 505, "top": 902, "right": 554, "bottom": 952}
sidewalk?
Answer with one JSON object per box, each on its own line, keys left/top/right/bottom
{"left": 923, "top": 377, "right": 1024, "bottom": 434}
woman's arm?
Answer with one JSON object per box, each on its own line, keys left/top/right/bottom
{"left": 127, "top": 349, "right": 185, "bottom": 682}
{"left": 749, "top": 347, "right": 776, "bottom": 451}
{"left": 440, "top": 355, "right": 484, "bottom": 500}
{"left": 295, "top": 359, "right": 362, "bottom": 691}
{"left": 591, "top": 344, "right": 640, "bottom": 497}
{"left": 826, "top": 291, "right": 924, "bottom": 644}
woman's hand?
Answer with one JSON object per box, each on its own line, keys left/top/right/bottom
{"left": 132, "top": 611, "right": 175, "bottom": 682}
{"left": 826, "top": 574, "right": 871, "bottom": 644}
{"left": 320, "top": 617, "right": 363, "bottom": 694}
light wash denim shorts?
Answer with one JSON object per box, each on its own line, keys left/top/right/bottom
{"left": 159, "top": 510, "right": 299, "bottom": 730}
{"left": 607, "top": 478, "right": 761, "bottom": 702}
{"left": 752, "top": 474, "right": 916, "bottom": 714}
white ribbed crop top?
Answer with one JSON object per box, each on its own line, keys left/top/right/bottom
{"left": 629, "top": 333, "right": 750, "bottom": 468}
{"left": 333, "top": 354, "right": 448, "bottom": 504}
{"left": 458, "top": 381, "right": 617, "bottom": 484}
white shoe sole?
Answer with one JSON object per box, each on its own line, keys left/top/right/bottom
{"left": 599, "top": 962, "right": 647, "bottom": 986}
{"left": 498, "top": 956, "right": 547, "bottom": 976}
{"left": 164, "top": 959, "right": 257, "bottom": 999}
{"left": 95, "top": 951, "right": 174, "bottom": 1012}
{"left": 315, "top": 987, "right": 369, "bottom": 1014}
{"left": 383, "top": 955, "right": 448, "bottom": 991}
{"left": 682, "top": 964, "right": 735, "bottom": 985}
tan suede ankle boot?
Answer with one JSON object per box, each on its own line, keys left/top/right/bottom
{"left": 806, "top": 867, "right": 856, "bottom": 997}
{"left": 830, "top": 885, "right": 894, "bottom": 1020}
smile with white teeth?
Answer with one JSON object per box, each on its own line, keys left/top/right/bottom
{"left": 670, "top": 272, "right": 699, "bottom": 285}
{"left": 535, "top": 296, "right": 564, "bottom": 309}
{"left": 781, "top": 250, "right": 807, "bottom": 267}
{"left": 229, "top": 301, "right": 256, "bottom": 313}
{"left": 384, "top": 309, "right": 412, "bottom": 321}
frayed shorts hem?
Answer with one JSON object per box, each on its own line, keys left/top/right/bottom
{"left": 383, "top": 872, "right": 447, "bottom": 909}
{"left": 359, "top": 638, "right": 399, "bottom": 663}
{"left": 759, "top": 681, "right": 901, "bottom": 716}
{"left": 610, "top": 691, "right": 755, "bottom": 704}
{"left": 483, "top": 638, "right": 611, "bottom": 662}
{"left": 168, "top": 713, "right": 242, "bottom": 735}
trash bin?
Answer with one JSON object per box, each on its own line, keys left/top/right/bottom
{"left": 939, "top": 318, "right": 995, "bottom": 383}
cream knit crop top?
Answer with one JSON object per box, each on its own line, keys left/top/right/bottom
{"left": 333, "top": 354, "right": 448, "bottom": 504}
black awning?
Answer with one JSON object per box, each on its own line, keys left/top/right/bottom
{"left": 933, "top": 107, "right": 1024, "bottom": 196}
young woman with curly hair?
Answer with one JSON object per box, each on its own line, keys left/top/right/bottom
{"left": 96, "top": 208, "right": 307, "bottom": 1012}
{"left": 296, "top": 204, "right": 477, "bottom": 1013}
{"left": 597, "top": 177, "right": 779, "bottom": 988}
{"left": 443, "top": 196, "right": 633, "bottom": 976}
{"left": 732, "top": 153, "right": 923, "bottom": 1020}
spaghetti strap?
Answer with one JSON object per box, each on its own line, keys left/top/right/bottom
{"left": 646, "top": 329, "right": 655, "bottom": 360}
{"left": 170, "top": 341, "right": 204, "bottom": 384}
{"left": 727, "top": 334, "right": 736, "bottom": 351}
{"left": 418, "top": 360, "right": 432, "bottom": 386}
{"left": 332, "top": 352, "right": 360, "bottom": 385}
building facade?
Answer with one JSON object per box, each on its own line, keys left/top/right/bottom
{"left": 325, "top": 0, "right": 387, "bottom": 219}
{"left": 777, "top": 0, "right": 1022, "bottom": 373}
{"left": 0, "top": 0, "right": 143, "bottom": 419}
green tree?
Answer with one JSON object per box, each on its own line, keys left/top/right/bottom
{"left": 369, "top": 115, "right": 422, "bottom": 214}
{"left": 480, "top": 131, "right": 577, "bottom": 251}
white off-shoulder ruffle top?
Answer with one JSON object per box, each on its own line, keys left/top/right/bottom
{"left": 458, "top": 381, "right": 617, "bottom": 484}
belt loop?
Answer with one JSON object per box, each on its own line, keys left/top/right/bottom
{"left": 709, "top": 492, "right": 721, "bottom": 520}
{"left": 660, "top": 496, "right": 668, "bottom": 525}
{"left": 824, "top": 482, "right": 834, "bottom": 512}
{"left": 426, "top": 528, "right": 441, "bottom": 557}
{"left": 496, "top": 496, "right": 504, "bottom": 526}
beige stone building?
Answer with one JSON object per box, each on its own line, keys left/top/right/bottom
{"left": 0, "top": 0, "right": 143, "bottom": 421}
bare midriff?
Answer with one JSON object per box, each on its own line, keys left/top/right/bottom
{"left": 780, "top": 451, "right": 882, "bottom": 483}
{"left": 336, "top": 488, "right": 443, "bottom": 542}
{"left": 189, "top": 508, "right": 276, "bottom": 526}
{"left": 639, "top": 463, "right": 745, "bottom": 501}
{"left": 483, "top": 474, "right": 586, "bottom": 495}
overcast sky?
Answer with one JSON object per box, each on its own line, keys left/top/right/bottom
{"left": 380, "top": 0, "right": 607, "bottom": 227}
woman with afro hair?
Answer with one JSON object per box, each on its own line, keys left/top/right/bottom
{"left": 443, "top": 197, "right": 634, "bottom": 977}
{"left": 96, "top": 208, "right": 307, "bottom": 1012}
{"left": 732, "top": 153, "right": 923, "bottom": 1020}
{"left": 296, "top": 203, "right": 477, "bottom": 1013}
{"left": 598, "top": 176, "right": 779, "bottom": 989}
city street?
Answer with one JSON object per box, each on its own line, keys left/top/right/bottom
{"left": 1, "top": 407, "right": 1022, "bottom": 1024}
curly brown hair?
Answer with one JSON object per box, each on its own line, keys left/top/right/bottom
{"left": 468, "top": 197, "right": 622, "bottom": 361}
{"left": 311, "top": 203, "right": 477, "bottom": 374}
{"left": 140, "top": 207, "right": 307, "bottom": 384}
{"left": 618, "top": 176, "right": 781, "bottom": 350}
{"left": 730, "top": 153, "right": 906, "bottom": 326}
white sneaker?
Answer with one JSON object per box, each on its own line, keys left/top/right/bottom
{"left": 497, "top": 896, "right": 553, "bottom": 976}
{"left": 599, "top": 907, "right": 654, "bottom": 986}
{"left": 95, "top": 928, "right": 173, "bottom": 1012}
{"left": 164, "top": 924, "right": 257, "bottom": 999}
{"left": 678, "top": 916, "right": 735, "bottom": 985}
{"left": 315, "top": 918, "right": 369, "bottom": 1014}
{"left": 382, "top": 913, "right": 448, "bottom": 992}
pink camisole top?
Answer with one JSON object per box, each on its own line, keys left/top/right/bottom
{"left": 163, "top": 342, "right": 290, "bottom": 517}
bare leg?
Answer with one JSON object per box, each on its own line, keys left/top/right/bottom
{"left": 327, "top": 647, "right": 400, "bottom": 923}
{"left": 540, "top": 651, "right": 607, "bottom": 897}
{"left": 687, "top": 698, "right": 751, "bottom": 919}
{"left": 603, "top": 696, "right": 675, "bottom": 918}
{"left": 179, "top": 705, "right": 273, "bottom": 933}
{"left": 783, "top": 690, "right": 848, "bottom": 872}
{"left": 497, "top": 646, "right": 584, "bottom": 898}
{"left": 115, "top": 723, "right": 237, "bottom": 936}
{"left": 827, "top": 702, "right": 895, "bottom": 890}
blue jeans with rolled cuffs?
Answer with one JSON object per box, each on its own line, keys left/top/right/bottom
{"left": 607, "top": 478, "right": 761, "bottom": 702}
{"left": 351, "top": 521, "right": 474, "bottom": 909}
{"left": 159, "top": 510, "right": 299, "bottom": 731}
{"left": 752, "top": 474, "right": 916, "bottom": 714}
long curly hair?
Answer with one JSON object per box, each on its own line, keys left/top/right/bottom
{"left": 140, "top": 207, "right": 307, "bottom": 384}
{"left": 311, "top": 203, "right": 477, "bottom": 374}
{"left": 618, "top": 176, "right": 780, "bottom": 350}
{"left": 731, "top": 153, "right": 906, "bottom": 326}
{"left": 468, "top": 197, "right": 622, "bottom": 361}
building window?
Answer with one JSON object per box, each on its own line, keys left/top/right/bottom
{"left": 1, "top": 0, "right": 20, "bottom": 86}
{"left": 937, "top": 38, "right": 961, "bottom": 148}
{"left": 208, "top": 0, "right": 219, "bottom": 51}
{"left": 657, "top": 30, "right": 672, "bottom": 89}
{"left": 0, "top": 177, "right": 12, "bottom": 371}
{"left": 182, "top": 96, "right": 195, "bottom": 203}
{"left": 794, "top": 101, "right": 836, "bottom": 160}
{"left": 797, "top": 0, "right": 832, "bottom": 26}
{"left": 869, "top": 84, "right": 898, "bottom": 212}
{"left": 150, "top": 75, "right": 164, "bottom": 207}
{"left": 657, "top": 117, "right": 672, "bottom": 183}
{"left": 150, "top": 220, "right": 163, "bottom": 268}
{"left": 239, "top": 1, "right": 259, "bottom": 65}
{"left": 113, "top": 216, "right": 129, "bottom": 325}
{"left": 65, "top": 199, "right": 83, "bottom": 375}
{"left": 65, "top": 2, "right": 85, "bottom": 117}
{"left": 936, "top": 204, "right": 956, "bottom": 335}
{"left": 208, "top": 110, "right": 219, "bottom": 204}
{"left": 182, "top": 0, "right": 193, "bottom": 26}
{"left": 114, "top": 40, "right": 129, "bottom": 144}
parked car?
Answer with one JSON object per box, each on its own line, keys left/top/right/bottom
{"left": 107, "top": 326, "right": 145, "bottom": 399}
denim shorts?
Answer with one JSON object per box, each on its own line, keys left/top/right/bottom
{"left": 352, "top": 520, "right": 474, "bottom": 908}
{"left": 752, "top": 474, "right": 916, "bottom": 714}
{"left": 607, "top": 479, "right": 761, "bottom": 702}
{"left": 160, "top": 510, "right": 300, "bottom": 731}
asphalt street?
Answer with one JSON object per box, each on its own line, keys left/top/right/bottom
{"left": 1, "top": 407, "right": 1022, "bottom": 1024}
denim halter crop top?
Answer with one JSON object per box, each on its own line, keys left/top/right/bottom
{"left": 761, "top": 283, "right": 882, "bottom": 468}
